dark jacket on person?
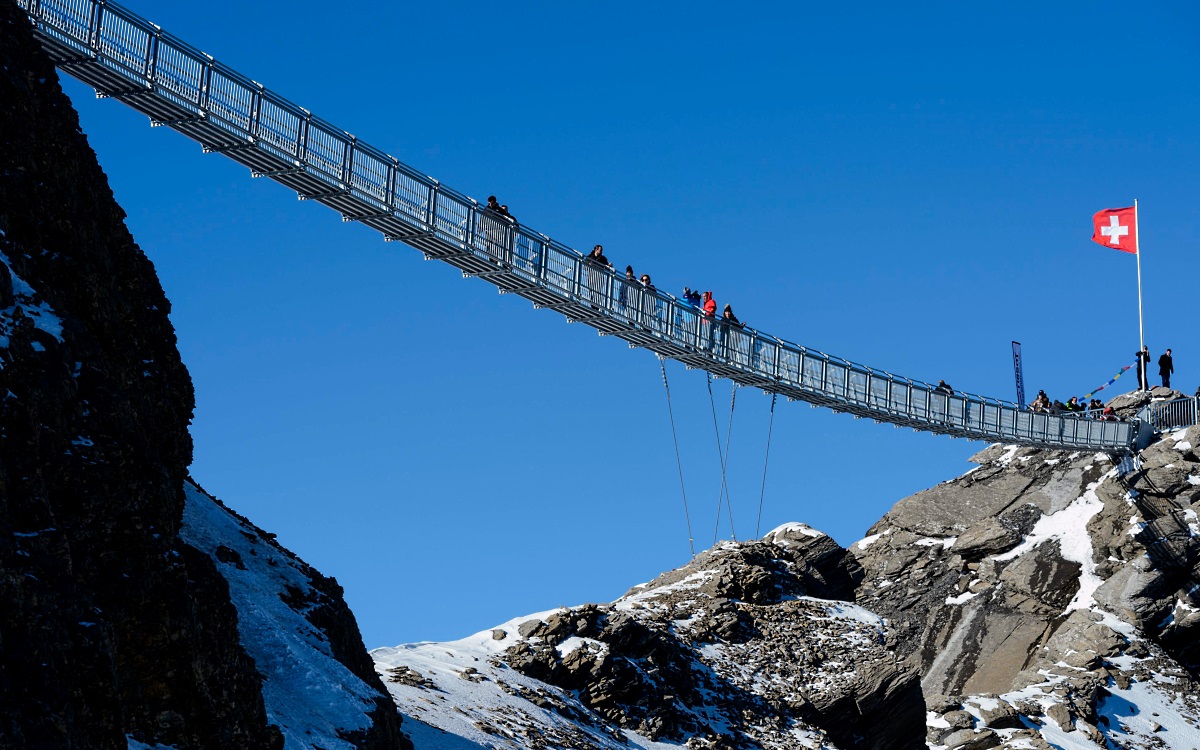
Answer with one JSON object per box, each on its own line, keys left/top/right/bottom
{"left": 1159, "top": 353, "right": 1174, "bottom": 376}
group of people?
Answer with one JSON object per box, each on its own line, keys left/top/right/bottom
{"left": 483, "top": 199, "right": 752, "bottom": 353}
{"left": 1028, "top": 390, "right": 1116, "bottom": 420}
{"left": 581, "top": 246, "right": 745, "bottom": 339}
{"left": 1135, "top": 345, "right": 1175, "bottom": 390}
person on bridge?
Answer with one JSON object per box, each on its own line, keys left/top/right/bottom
{"left": 619, "top": 265, "right": 636, "bottom": 308}
{"left": 639, "top": 274, "right": 658, "bottom": 325}
{"left": 1065, "top": 396, "right": 1084, "bottom": 412}
{"left": 582, "top": 245, "right": 612, "bottom": 306}
{"left": 719, "top": 305, "right": 743, "bottom": 358}
{"left": 479, "top": 195, "right": 509, "bottom": 259}
{"left": 1159, "top": 348, "right": 1174, "bottom": 389}
{"left": 701, "top": 291, "right": 717, "bottom": 349}
{"left": 1136, "top": 345, "right": 1151, "bottom": 391}
{"left": 936, "top": 380, "right": 953, "bottom": 395}
{"left": 1030, "top": 390, "right": 1050, "bottom": 413}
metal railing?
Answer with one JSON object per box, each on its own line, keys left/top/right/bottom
{"left": 16, "top": 0, "right": 1141, "bottom": 453}
{"left": 1147, "top": 397, "right": 1199, "bottom": 433}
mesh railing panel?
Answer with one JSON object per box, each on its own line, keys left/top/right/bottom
{"left": 255, "top": 93, "right": 303, "bottom": 158}
{"left": 153, "top": 37, "right": 204, "bottom": 105}
{"left": 95, "top": 5, "right": 149, "bottom": 75}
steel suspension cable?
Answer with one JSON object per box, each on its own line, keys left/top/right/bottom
{"left": 722, "top": 383, "right": 738, "bottom": 541}
{"left": 707, "top": 374, "right": 737, "bottom": 545}
{"left": 658, "top": 358, "right": 696, "bottom": 557}
{"left": 754, "top": 392, "right": 778, "bottom": 539}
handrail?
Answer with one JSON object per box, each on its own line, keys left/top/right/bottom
{"left": 1146, "top": 397, "right": 1199, "bottom": 433}
{"left": 16, "top": 0, "right": 1140, "bottom": 453}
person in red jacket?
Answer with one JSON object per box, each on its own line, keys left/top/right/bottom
{"left": 701, "top": 291, "right": 717, "bottom": 349}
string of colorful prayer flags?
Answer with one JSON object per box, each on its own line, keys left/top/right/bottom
{"left": 1079, "top": 362, "right": 1135, "bottom": 401}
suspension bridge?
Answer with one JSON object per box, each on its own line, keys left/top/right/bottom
{"left": 18, "top": 0, "right": 1176, "bottom": 455}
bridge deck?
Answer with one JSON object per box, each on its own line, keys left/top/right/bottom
{"left": 17, "top": 0, "right": 1139, "bottom": 453}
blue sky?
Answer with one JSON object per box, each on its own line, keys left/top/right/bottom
{"left": 59, "top": 0, "right": 1197, "bottom": 647}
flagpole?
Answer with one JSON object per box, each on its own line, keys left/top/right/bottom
{"left": 1135, "top": 198, "right": 1144, "bottom": 353}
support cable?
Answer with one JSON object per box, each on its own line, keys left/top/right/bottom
{"left": 722, "top": 383, "right": 738, "bottom": 541}
{"left": 659, "top": 357, "right": 696, "bottom": 557}
{"left": 754, "top": 392, "right": 778, "bottom": 539}
{"left": 707, "top": 374, "right": 737, "bottom": 545}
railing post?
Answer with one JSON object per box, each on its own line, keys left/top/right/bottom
{"left": 341, "top": 137, "right": 354, "bottom": 188}
{"left": 536, "top": 239, "right": 548, "bottom": 280}
{"left": 198, "top": 55, "right": 213, "bottom": 112}
{"left": 87, "top": 0, "right": 102, "bottom": 52}
{"left": 384, "top": 161, "right": 397, "bottom": 211}
{"left": 466, "top": 204, "right": 479, "bottom": 253}
{"left": 145, "top": 27, "right": 159, "bottom": 85}
{"left": 249, "top": 85, "right": 263, "bottom": 141}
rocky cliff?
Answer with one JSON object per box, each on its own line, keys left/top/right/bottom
{"left": 853, "top": 414, "right": 1200, "bottom": 749}
{"left": 0, "top": 2, "right": 407, "bottom": 747}
{"left": 6, "top": 0, "right": 1200, "bottom": 747}
{"left": 374, "top": 406, "right": 1200, "bottom": 749}
{"left": 374, "top": 524, "right": 925, "bottom": 749}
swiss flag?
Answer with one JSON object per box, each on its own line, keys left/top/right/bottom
{"left": 1091, "top": 206, "right": 1137, "bottom": 254}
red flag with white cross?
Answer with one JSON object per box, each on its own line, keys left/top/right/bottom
{"left": 1091, "top": 206, "right": 1137, "bottom": 254}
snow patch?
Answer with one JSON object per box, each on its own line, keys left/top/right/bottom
{"left": 915, "top": 536, "right": 956, "bottom": 548}
{"left": 853, "top": 533, "right": 883, "bottom": 551}
{"left": 0, "top": 250, "right": 65, "bottom": 356}
{"left": 995, "top": 482, "right": 1107, "bottom": 612}
{"left": 765, "top": 521, "right": 826, "bottom": 541}
{"left": 180, "top": 482, "right": 378, "bottom": 750}
{"left": 945, "top": 591, "right": 978, "bottom": 606}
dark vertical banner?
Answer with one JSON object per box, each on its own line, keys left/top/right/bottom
{"left": 1012, "top": 341, "right": 1026, "bottom": 409}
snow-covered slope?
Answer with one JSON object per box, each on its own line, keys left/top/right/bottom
{"left": 369, "top": 419, "right": 1200, "bottom": 750}
{"left": 374, "top": 523, "right": 923, "bottom": 750}
{"left": 181, "top": 481, "right": 407, "bottom": 750}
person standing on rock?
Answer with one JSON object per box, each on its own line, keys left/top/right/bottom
{"left": 1136, "top": 345, "right": 1151, "bottom": 391}
{"left": 1158, "top": 348, "right": 1174, "bottom": 389}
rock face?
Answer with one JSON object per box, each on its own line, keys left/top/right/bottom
{"left": 854, "top": 434, "right": 1200, "bottom": 748}
{"left": 376, "top": 523, "right": 925, "bottom": 750}
{"left": 0, "top": 3, "right": 407, "bottom": 747}
{"left": 376, "top": 423, "right": 1200, "bottom": 749}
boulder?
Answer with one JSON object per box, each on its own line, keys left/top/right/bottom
{"left": 950, "top": 518, "right": 1020, "bottom": 561}
{"left": 943, "top": 728, "right": 1000, "bottom": 750}
{"left": 978, "top": 701, "right": 1024, "bottom": 729}
{"left": 996, "top": 540, "right": 1081, "bottom": 610}
{"left": 1045, "top": 702, "right": 1073, "bottom": 730}
{"left": 1092, "top": 558, "right": 1173, "bottom": 629}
